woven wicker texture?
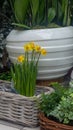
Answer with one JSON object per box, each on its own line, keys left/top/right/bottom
{"left": 39, "top": 113, "right": 73, "bottom": 130}
{"left": 0, "top": 80, "right": 53, "bottom": 127}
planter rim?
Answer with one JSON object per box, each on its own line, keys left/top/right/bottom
{"left": 0, "top": 83, "right": 54, "bottom": 99}
{"left": 39, "top": 112, "right": 73, "bottom": 130}
{"left": 6, "top": 26, "right": 73, "bottom": 42}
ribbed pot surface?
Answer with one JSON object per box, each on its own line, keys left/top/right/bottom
{"left": 6, "top": 26, "right": 73, "bottom": 79}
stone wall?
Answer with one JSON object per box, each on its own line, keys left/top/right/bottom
{"left": 0, "top": 0, "right": 13, "bottom": 70}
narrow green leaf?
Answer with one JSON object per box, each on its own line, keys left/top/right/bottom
{"left": 62, "top": 0, "right": 68, "bottom": 26}
{"left": 38, "top": 0, "right": 45, "bottom": 25}
{"left": 30, "top": 0, "right": 39, "bottom": 25}
{"left": 48, "top": 8, "right": 56, "bottom": 23}
{"left": 14, "top": 0, "right": 29, "bottom": 23}
{"left": 12, "top": 23, "right": 30, "bottom": 29}
{"left": 52, "top": 0, "right": 58, "bottom": 11}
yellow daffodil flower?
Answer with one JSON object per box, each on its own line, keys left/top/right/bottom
{"left": 35, "top": 45, "right": 41, "bottom": 52}
{"left": 29, "top": 42, "right": 35, "bottom": 50}
{"left": 24, "top": 44, "right": 30, "bottom": 52}
{"left": 41, "top": 49, "right": 47, "bottom": 55}
{"left": 17, "top": 55, "right": 24, "bottom": 62}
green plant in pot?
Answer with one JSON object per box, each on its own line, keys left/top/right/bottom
{"left": 9, "top": 0, "right": 73, "bottom": 28}
{"left": 6, "top": 0, "right": 73, "bottom": 81}
{"left": 50, "top": 89, "right": 73, "bottom": 125}
{"left": 39, "top": 83, "right": 73, "bottom": 130}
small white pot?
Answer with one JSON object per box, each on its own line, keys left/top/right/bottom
{"left": 6, "top": 26, "right": 73, "bottom": 80}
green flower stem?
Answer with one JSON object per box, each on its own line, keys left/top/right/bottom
{"left": 36, "top": 52, "right": 41, "bottom": 66}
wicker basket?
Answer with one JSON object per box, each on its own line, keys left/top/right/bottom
{"left": 0, "top": 80, "right": 53, "bottom": 127}
{"left": 39, "top": 112, "right": 73, "bottom": 130}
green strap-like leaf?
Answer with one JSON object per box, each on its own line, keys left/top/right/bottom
{"left": 48, "top": 8, "right": 56, "bottom": 23}
{"left": 38, "top": 0, "right": 45, "bottom": 25}
{"left": 12, "top": 23, "right": 30, "bottom": 29}
{"left": 14, "top": 0, "right": 29, "bottom": 23}
{"left": 30, "top": 0, "right": 39, "bottom": 25}
{"left": 62, "top": 0, "right": 69, "bottom": 26}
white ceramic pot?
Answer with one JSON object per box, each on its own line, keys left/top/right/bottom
{"left": 6, "top": 26, "right": 73, "bottom": 80}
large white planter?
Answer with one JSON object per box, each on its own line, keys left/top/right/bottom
{"left": 6, "top": 26, "right": 73, "bottom": 80}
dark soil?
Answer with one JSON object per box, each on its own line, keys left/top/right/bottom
{"left": 48, "top": 116, "right": 73, "bottom": 126}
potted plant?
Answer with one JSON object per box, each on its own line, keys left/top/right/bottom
{"left": 0, "top": 42, "right": 54, "bottom": 127}
{"left": 39, "top": 82, "right": 73, "bottom": 130}
{"left": 6, "top": 0, "right": 73, "bottom": 80}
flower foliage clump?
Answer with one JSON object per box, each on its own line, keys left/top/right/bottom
{"left": 50, "top": 88, "right": 73, "bottom": 124}
{"left": 39, "top": 82, "right": 73, "bottom": 125}
{"left": 11, "top": 42, "right": 47, "bottom": 97}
